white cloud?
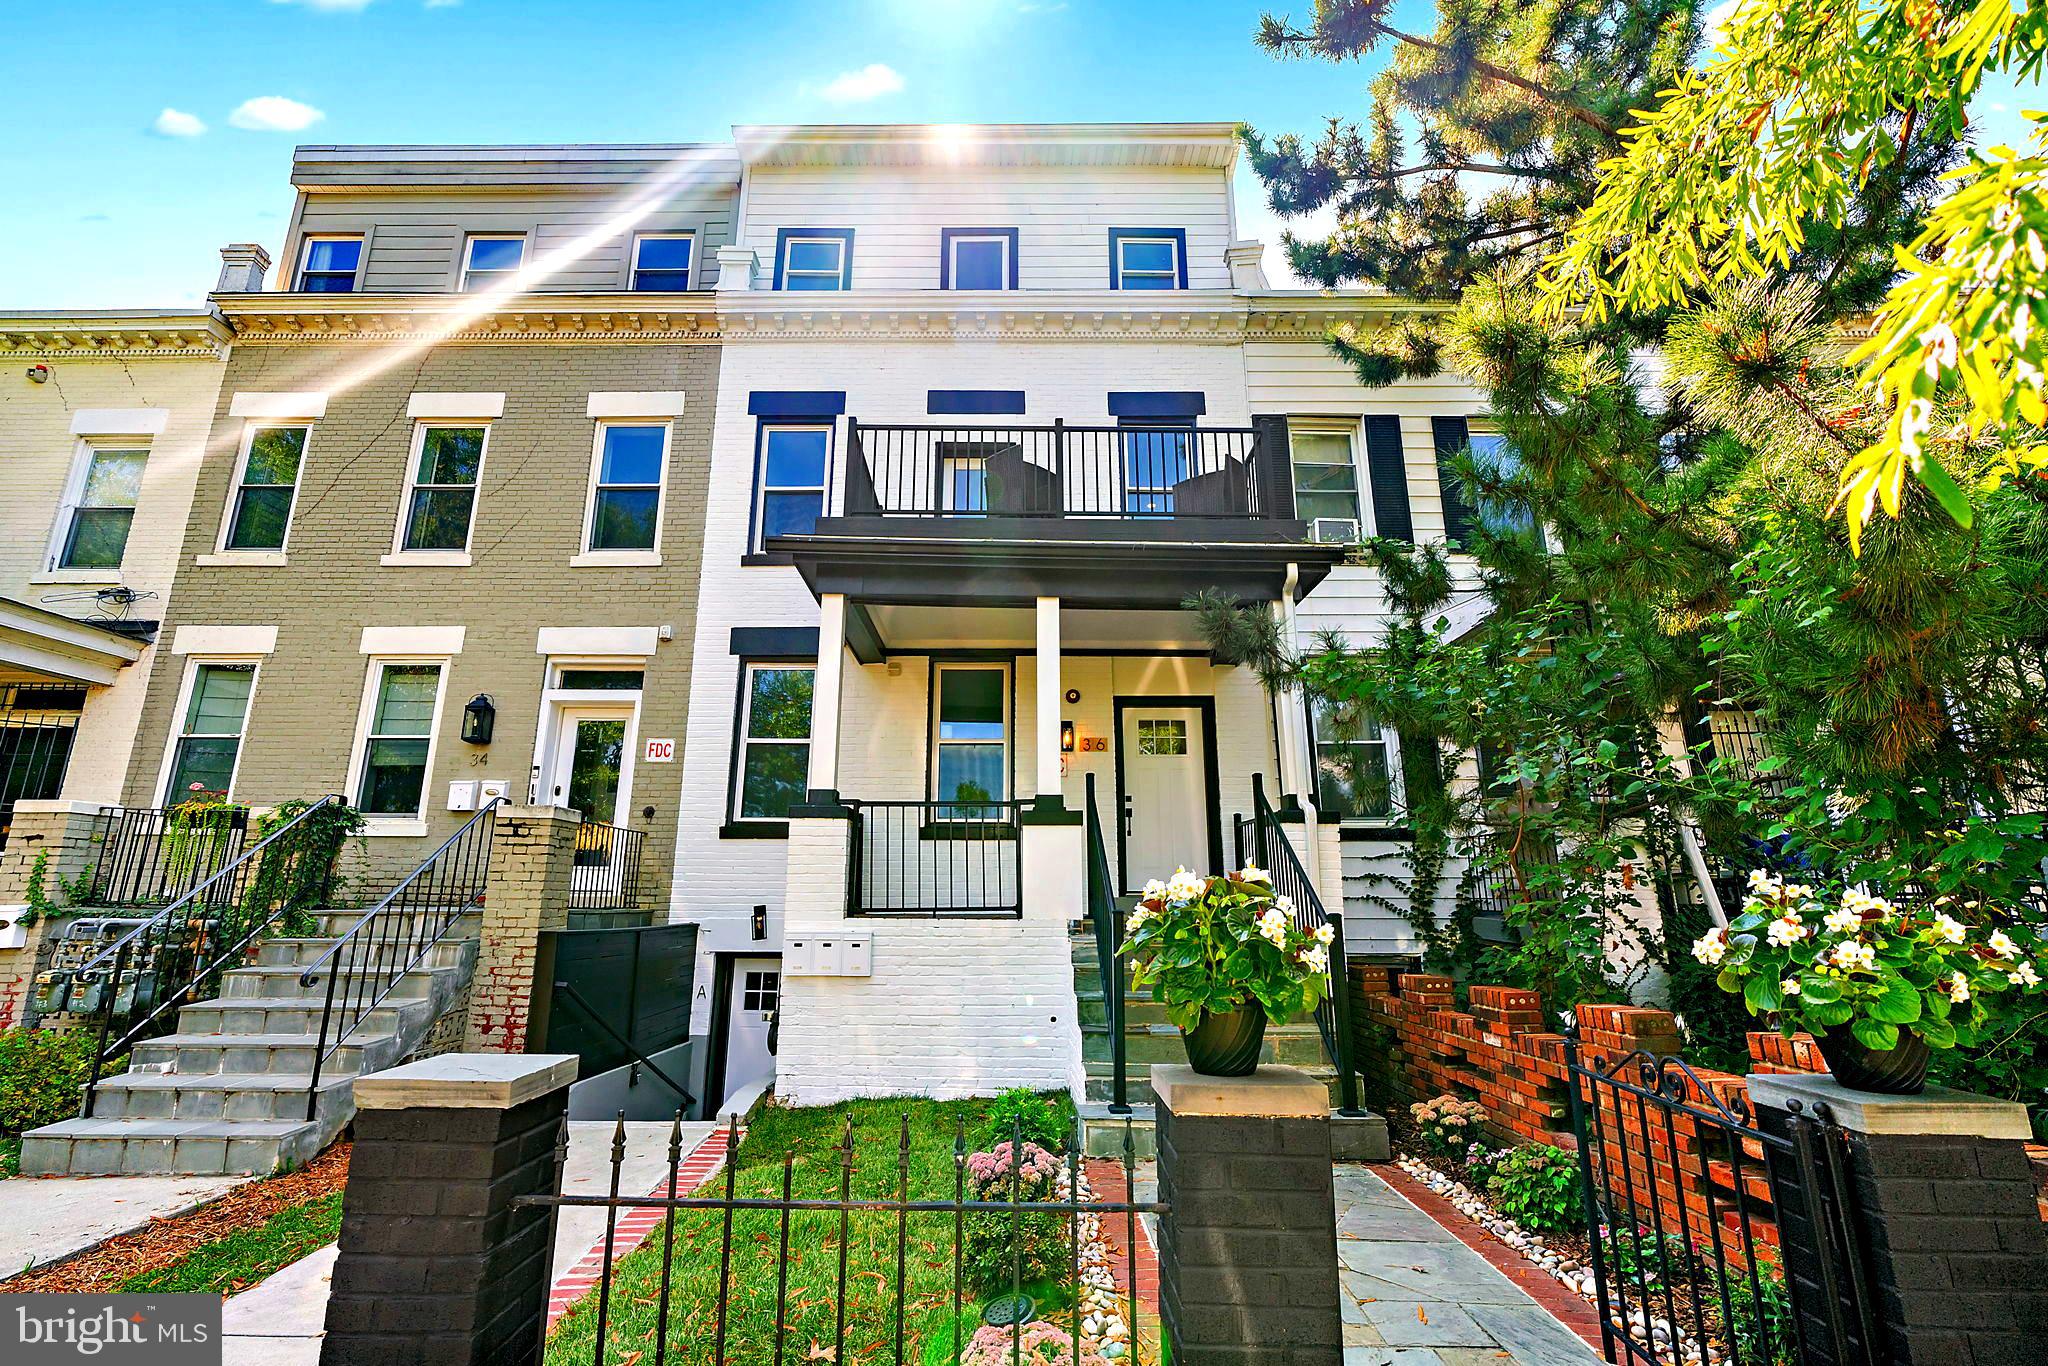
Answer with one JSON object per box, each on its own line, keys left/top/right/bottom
{"left": 819, "top": 63, "right": 905, "bottom": 104}
{"left": 228, "top": 95, "right": 326, "bottom": 132}
{"left": 267, "top": 0, "right": 377, "bottom": 11}
{"left": 152, "top": 108, "right": 207, "bottom": 138}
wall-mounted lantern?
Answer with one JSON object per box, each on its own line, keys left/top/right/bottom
{"left": 1060, "top": 720, "right": 1077, "bottom": 754}
{"left": 751, "top": 904, "right": 768, "bottom": 941}
{"left": 461, "top": 694, "right": 495, "bottom": 745}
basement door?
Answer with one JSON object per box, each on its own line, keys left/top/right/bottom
{"left": 721, "top": 958, "right": 780, "bottom": 1108}
{"left": 1117, "top": 705, "right": 1212, "bottom": 891}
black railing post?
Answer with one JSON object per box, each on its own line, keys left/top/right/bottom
{"left": 1326, "top": 911, "right": 1362, "bottom": 1116}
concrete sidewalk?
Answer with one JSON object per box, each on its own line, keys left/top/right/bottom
{"left": 0, "top": 1172, "right": 248, "bottom": 1279}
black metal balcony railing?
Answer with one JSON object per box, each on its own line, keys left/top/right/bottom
{"left": 844, "top": 421, "right": 1268, "bottom": 521}
{"left": 568, "top": 820, "right": 648, "bottom": 912}
{"left": 87, "top": 803, "right": 253, "bottom": 907}
{"left": 845, "top": 799, "right": 1024, "bottom": 917}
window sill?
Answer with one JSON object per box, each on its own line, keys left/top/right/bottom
{"left": 740, "top": 552, "right": 794, "bottom": 568}
{"left": 570, "top": 550, "right": 662, "bottom": 568}
{"left": 196, "top": 550, "right": 288, "bottom": 567}
{"left": 361, "top": 818, "right": 429, "bottom": 838}
{"left": 29, "top": 568, "right": 123, "bottom": 584}
{"left": 719, "top": 820, "right": 790, "bottom": 840}
{"left": 380, "top": 551, "right": 473, "bottom": 568}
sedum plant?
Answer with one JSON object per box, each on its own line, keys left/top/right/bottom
{"left": 1696, "top": 871, "right": 2047, "bottom": 1052}
{"left": 1120, "top": 865, "right": 1331, "bottom": 1029}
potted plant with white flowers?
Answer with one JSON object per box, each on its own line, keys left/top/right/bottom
{"left": 1119, "top": 864, "right": 1332, "bottom": 1076}
{"left": 1696, "top": 871, "right": 2046, "bottom": 1093}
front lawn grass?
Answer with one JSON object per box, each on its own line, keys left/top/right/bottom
{"left": 547, "top": 1094, "right": 1138, "bottom": 1366}
{"left": 119, "top": 1192, "right": 342, "bottom": 1295}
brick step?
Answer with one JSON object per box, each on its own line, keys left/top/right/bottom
{"left": 86, "top": 1072, "right": 356, "bottom": 1124}
{"left": 18, "top": 1117, "right": 328, "bottom": 1177}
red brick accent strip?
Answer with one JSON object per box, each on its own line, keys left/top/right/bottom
{"left": 1084, "top": 1157, "right": 1160, "bottom": 1311}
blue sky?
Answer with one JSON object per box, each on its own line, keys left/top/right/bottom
{"left": 1, "top": 0, "right": 2036, "bottom": 309}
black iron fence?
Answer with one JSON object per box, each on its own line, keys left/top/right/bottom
{"left": 1565, "top": 1033, "right": 1877, "bottom": 1366}
{"left": 845, "top": 420, "right": 1267, "bottom": 521}
{"left": 1083, "top": 774, "right": 1129, "bottom": 1113}
{"left": 298, "top": 796, "right": 502, "bottom": 1117}
{"left": 522, "top": 1108, "right": 1163, "bottom": 1366}
{"left": 77, "top": 794, "right": 348, "bottom": 1118}
{"left": 1243, "top": 774, "right": 1364, "bottom": 1115}
{"left": 87, "top": 802, "right": 251, "bottom": 906}
{"left": 845, "top": 799, "right": 1024, "bottom": 918}
{"left": 569, "top": 820, "right": 647, "bottom": 912}
{"left": 0, "top": 682, "right": 85, "bottom": 850}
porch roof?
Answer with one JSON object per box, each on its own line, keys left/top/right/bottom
{"left": 0, "top": 597, "right": 149, "bottom": 686}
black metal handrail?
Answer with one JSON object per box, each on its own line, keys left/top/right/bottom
{"left": 569, "top": 820, "right": 647, "bottom": 912}
{"left": 1083, "top": 774, "right": 1129, "bottom": 1114}
{"left": 87, "top": 802, "right": 251, "bottom": 907}
{"left": 78, "top": 794, "right": 347, "bottom": 1118}
{"left": 844, "top": 799, "right": 1024, "bottom": 917}
{"left": 298, "top": 797, "right": 502, "bottom": 1118}
{"left": 845, "top": 419, "right": 1267, "bottom": 521}
{"left": 551, "top": 978, "right": 696, "bottom": 1108}
{"left": 1249, "top": 774, "right": 1363, "bottom": 1115}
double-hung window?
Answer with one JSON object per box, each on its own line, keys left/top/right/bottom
{"left": 354, "top": 661, "right": 445, "bottom": 818}
{"left": 752, "top": 424, "right": 830, "bottom": 550}
{"left": 774, "top": 230, "right": 854, "bottom": 291}
{"left": 224, "top": 425, "right": 308, "bottom": 551}
{"left": 940, "top": 228, "right": 1017, "bottom": 290}
{"left": 460, "top": 235, "right": 525, "bottom": 291}
{"left": 584, "top": 423, "right": 668, "bottom": 553}
{"left": 57, "top": 443, "right": 147, "bottom": 570}
{"left": 1467, "top": 428, "right": 1534, "bottom": 536}
{"left": 1312, "top": 697, "right": 1396, "bottom": 821}
{"left": 1290, "top": 426, "right": 1363, "bottom": 541}
{"left": 296, "top": 237, "right": 362, "bottom": 292}
{"left": 932, "top": 664, "right": 1007, "bottom": 815}
{"left": 734, "top": 663, "right": 814, "bottom": 820}
{"left": 165, "top": 663, "right": 256, "bottom": 801}
{"left": 1109, "top": 229, "right": 1185, "bottom": 290}
{"left": 631, "top": 233, "right": 694, "bottom": 290}
{"left": 399, "top": 425, "right": 487, "bottom": 553}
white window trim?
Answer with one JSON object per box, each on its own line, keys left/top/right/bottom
{"left": 345, "top": 655, "right": 453, "bottom": 836}
{"left": 732, "top": 661, "right": 815, "bottom": 822}
{"left": 751, "top": 422, "right": 832, "bottom": 554}
{"left": 210, "top": 419, "right": 313, "bottom": 560}
{"left": 1116, "top": 235, "right": 1181, "bottom": 287}
{"left": 629, "top": 232, "right": 696, "bottom": 291}
{"left": 387, "top": 422, "right": 489, "bottom": 566}
{"left": 946, "top": 233, "right": 1012, "bottom": 291}
{"left": 1309, "top": 700, "right": 1404, "bottom": 826}
{"left": 572, "top": 419, "right": 671, "bottom": 566}
{"left": 295, "top": 234, "right": 363, "bottom": 292}
{"left": 528, "top": 656, "right": 647, "bottom": 807}
{"left": 779, "top": 235, "right": 848, "bottom": 289}
{"left": 154, "top": 657, "right": 262, "bottom": 805}
{"left": 41, "top": 436, "right": 147, "bottom": 580}
{"left": 929, "top": 661, "right": 1011, "bottom": 806}
{"left": 459, "top": 234, "right": 526, "bottom": 291}
{"left": 1288, "top": 419, "right": 1369, "bottom": 538}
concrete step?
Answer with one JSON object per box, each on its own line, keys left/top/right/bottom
{"left": 251, "top": 937, "right": 472, "bottom": 971}
{"left": 220, "top": 964, "right": 442, "bottom": 1003}
{"left": 177, "top": 994, "right": 427, "bottom": 1040}
{"left": 1075, "top": 1102, "right": 1389, "bottom": 1162}
{"left": 131, "top": 1029, "right": 404, "bottom": 1079}
{"left": 87, "top": 1072, "right": 356, "bottom": 1124}
{"left": 1082, "top": 1020, "right": 1331, "bottom": 1068}
{"left": 19, "top": 1117, "right": 328, "bottom": 1177}
{"left": 304, "top": 907, "right": 482, "bottom": 939}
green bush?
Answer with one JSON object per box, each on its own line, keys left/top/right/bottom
{"left": 1484, "top": 1144, "right": 1582, "bottom": 1234}
{"left": 1720, "top": 1259, "right": 1796, "bottom": 1366}
{"left": 0, "top": 1028, "right": 126, "bottom": 1135}
{"left": 974, "top": 1087, "right": 1071, "bottom": 1153}
{"left": 961, "top": 1142, "right": 1068, "bottom": 1296}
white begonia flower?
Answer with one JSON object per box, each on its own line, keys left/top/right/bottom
{"left": 1929, "top": 913, "right": 1967, "bottom": 945}
{"left": 1313, "top": 923, "right": 1334, "bottom": 946}
{"left": 1747, "top": 869, "right": 1781, "bottom": 895}
{"left": 1822, "top": 907, "right": 1862, "bottom": 935}
{"left": 1299, "top": 944, "right": 1329, "bottom": 973}
{"left": 1141, "top": 878, "right": 1167, "bottom": 901}
{"left": 1256, "top": 907, "right": 1289, "bottom": 947}
{"left": 1125, "top": 906, "right": 1151, "bottom": 936}
{"left": 1273, "top": 894, "right": 1294, "bottom": 915}
{"left": 1948, "top": 972, "right": 1971, "bottom": 1004}
{"left": 1987, "top": 930, "right": 2020, "bottom": 960}
{"left": 1766, "top": 915, "right": 1809, "bottom": 948}
{"left": 1781, "top": 978, "right": 1802, "bottom": 996}
{"left": 1782, "top": 883, "right": 1815, "bottom": 903}
{"left": 1830, "top": 941, "right": 1876, "bottom": 972}
{"left": 1238, "top": 862, "right": 1272, "bottom": 886}
{"left": 1165, "top": 868, "right": 1205, "bottom": 903}
{"left": 2009, "top": 961, "right": 2042, "bottom": 988}
{"left": 1692, "top": 928, "right": 1728, "bottom": 966}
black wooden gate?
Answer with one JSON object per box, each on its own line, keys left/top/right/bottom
{"left": 1564, "top": 1031, "right": 1879, "bottom": 1366}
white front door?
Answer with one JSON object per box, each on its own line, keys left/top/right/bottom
{"left": 721, "top": 957, "right": 780, "bottom": 1108}
{"left": 1119, "top": 705, "right": 1210, "bottom": 890}
{"left": 546, "top": 705, "right": 635, "bottom": 891}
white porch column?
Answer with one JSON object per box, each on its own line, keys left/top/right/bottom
{"left": 1035, "top": 596, "right": 1062, "bottom": 801}
{"left": 809, "top": 593, "right": 847, "bottom": 795}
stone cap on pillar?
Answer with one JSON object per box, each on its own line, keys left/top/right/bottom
{"left": 355, "top": 1053, "right": 578, "bottom": 1111}
{"left": 1151, "top": 1063, "right": 1329, "bottom": 1118}
{"left": 1747, "top": 1073, "right": 2033, "bottom": 1140}
{"left": 499, "top": 804, "right": 582, "bottom": 823}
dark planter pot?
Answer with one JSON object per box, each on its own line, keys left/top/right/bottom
{"left": 1181, "top": 1008, "right": 1268, "bottom": 1077}
{"left": 1817, "top": 1025, "right": 1932, "bottom": 1095}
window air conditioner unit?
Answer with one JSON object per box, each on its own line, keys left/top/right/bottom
{"left": 1311, "top": 517, "right": 1361, "bottom": 544}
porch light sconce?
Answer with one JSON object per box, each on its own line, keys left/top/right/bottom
{"left": 460, "top": 694, "right": 495, "bottom": 745}
{"left": 1060, "top": 720, "right": 1076, "bottom": 754}
{"left": 751, "top": 904, "right": 767, "bottom": 941}
{"left": 26, "top": 364, "right": 50, "bottom": 384}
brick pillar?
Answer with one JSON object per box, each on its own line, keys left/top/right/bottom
{"left": 1154, "top": 1063, "right": 1343, "bottom": 1365}
{"left": 0, "top": 800, "right": 108, "bottom": 1029}
{"left": 322, "top": 1053, "right": 576, "bottom": 1366}
{"left": 1748, "top": 1073, "right": 2048, "bottom": 1366}
{"left": 464, "top": 806, "right": 579, "bottom": 1052}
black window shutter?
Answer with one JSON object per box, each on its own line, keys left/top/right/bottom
{"left": 1361, "top": 415, "right": 1412, "bottom": 542}
{"left": 1250, "top": 414, "right": 1294, "bottom": 519}
{"left": 1432, "top": 415, "right": 1475, "bottom": 549}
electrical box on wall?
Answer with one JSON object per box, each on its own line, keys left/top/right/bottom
{"left": 784, "top": 934, "right": 874, "bottom": 976}
{"left": 447, "top": 781, "right": 477, "bottom": 811}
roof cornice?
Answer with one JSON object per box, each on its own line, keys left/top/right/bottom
{"left": 733, "top": 122, "right": 1241, "bottom": 171}
{"left": 0, "top": 311, "right": 231, "bottom": 359}
{"left": 214, "top": 292, "right": 721, "bottom": 344}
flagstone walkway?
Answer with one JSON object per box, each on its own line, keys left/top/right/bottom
{"left": 1335, "top": 1165, "right": 1602, "bottom": 1366}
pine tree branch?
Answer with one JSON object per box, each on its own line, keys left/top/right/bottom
{"left": 1380, "top": 160, "right": 1580, "bottom": 184}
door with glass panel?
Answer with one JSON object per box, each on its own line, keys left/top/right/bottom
{"left": 1118, "top": 706, "right": 1210, "bottom": 890}
{"left": 546, "top": 705, "right": 635, "bottom": 893}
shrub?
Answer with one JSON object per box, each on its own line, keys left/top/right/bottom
{"left": 1462, "top": 1143, "right": 1505, "bottom": 1189}
{"left": 961, "top": 1142, "right": 1068, "bottom": 1295}
{"left": 1720, "top": 1259, "right": 1796, "bottom": 1366}
{"left": 1484, "top": 1144, "right": 1582, "bottom": 1233}
{"left": 1410, "top": 1095, "right": 1485, "bottom": 1160}
{"left": 976, "top": 1087, "right": 1070, "bottom": 1154}
{"left": 0, "top": 1028, "right": 126, "bottom": 1135}
{"left": 959, "top": 1322, "right": 1114, "bottom": 1366}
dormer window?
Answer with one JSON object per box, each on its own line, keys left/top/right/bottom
{"left": 631, "top": 233, "right": 694, "bottom": 291}
{"left": 296, "top": 237, "right": 362, "bottom": 293}
{"left": 774, "top": 229, "right": 854, "bottom": 291}
{"left": 941, "top": 229, "right": 1017, "bottom": 290}
{"left": 1109, "top": 229, "right": 1187, "bottom": 290}
{"left": 460, "top": 235, "right": 525, "bottom": 291}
